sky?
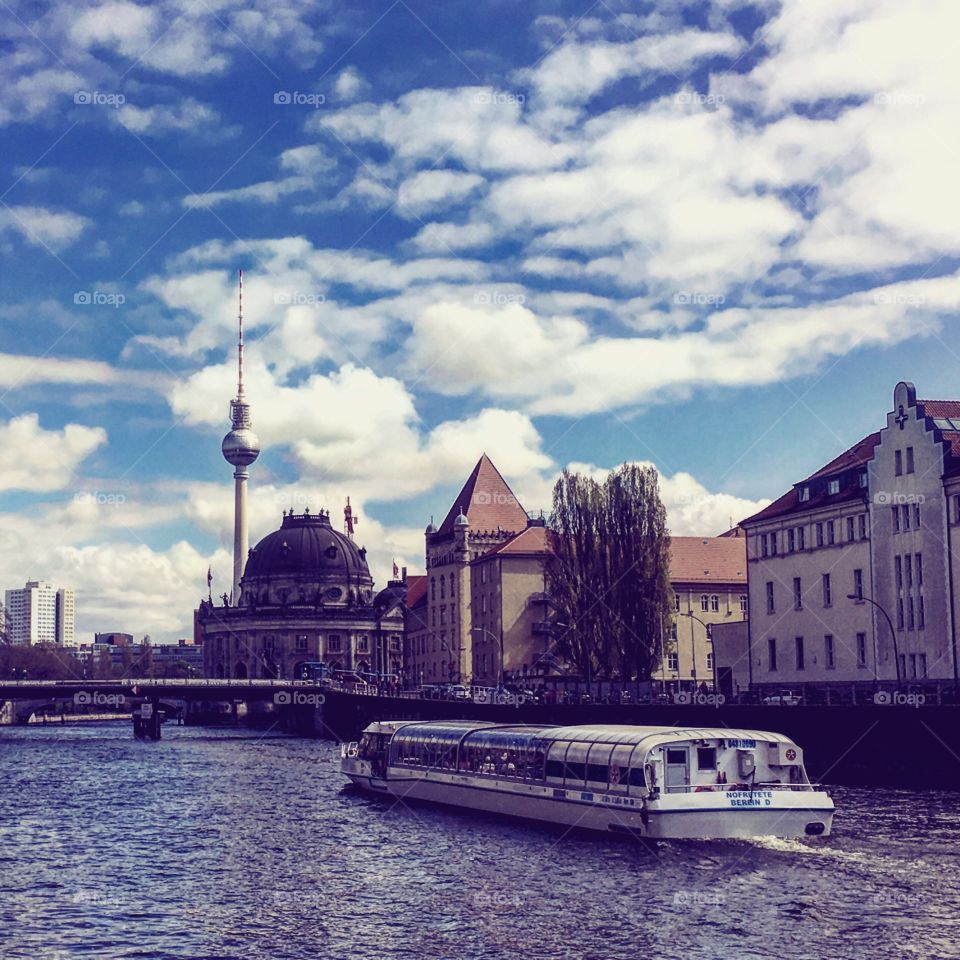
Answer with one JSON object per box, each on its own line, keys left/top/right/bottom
{"left": 2, "top": 0, "right": 960, "bottom": 641}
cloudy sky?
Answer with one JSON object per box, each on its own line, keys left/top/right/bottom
{"left": 2, "top": 0, "right": 959, "bottom": 641}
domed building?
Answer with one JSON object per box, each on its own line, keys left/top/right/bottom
{"left": 197, "top": 509, "right": 405, "bottom": 681}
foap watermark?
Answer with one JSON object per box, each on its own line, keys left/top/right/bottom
{"left": 474, "top": 90, "right": 525, "bottom": 106}
{"left": 473, "top": 489, "right": 521, "bottom": 509}
{"left": 874, "top": 291, "right": 926, "bottom": 308}
{"left": 675, "top": 91, "right": 725, "bottom": 107}
{"left": 274, "top": 291, "right": 326, "bottom": 306}
{"left": 74, "top": 90, "right": 125, "bottom": 108}
{"left": 474, "top": 290, "right": 526, "bottom": 307}
{"left": 74, "top": 490, "right": 127, "bottom": 508}
{"left": 875, "top": 91, "right": 926, "bottom": 107}
{"left": 873, "top": 491, "right": 925, "bottom": 506}
{"left": 74, "top": 691, "right": 127, "bottom": 708}
{"left": 874, "top": 691, "right": 926, "bottom": 707}
{"left": 674, "top": 691, "right": 725, "bottom": 707}
{"left": 273, "top": 91, "right": 325, "bottom": 108}
{"left": 670, "top": 889, "right": 726, "bottom": 910}
{"left": 74, "top": 290, "right": 125, "bottom": 308}
{"left": 274, "top": 690, "right": 326, "bottom": 706}
{"left": 674, "top": 291, "right": 725, "bottom": 306}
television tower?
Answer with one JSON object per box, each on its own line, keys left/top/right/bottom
{"left": 221, "top": 270, "right": 260, "bottom": 604}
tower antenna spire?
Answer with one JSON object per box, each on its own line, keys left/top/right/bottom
{"left": 237, "top": 268, "right": 245, "bottom": 398}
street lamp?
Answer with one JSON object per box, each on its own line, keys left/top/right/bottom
{"left": 471, "top": 626, "right": 503, "bottom": 686}
{"left": 682, "top": 612, "right": 715, "bottom": 692}
{"left": 847, "top": 592, "right": 901, "bottom": 686}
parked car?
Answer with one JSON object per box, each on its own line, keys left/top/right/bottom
{"left": 448, "top": 684, "right": 471, "bottom": 701}
{"left": 762, "top": 690, "right": 802, "bottom": 706}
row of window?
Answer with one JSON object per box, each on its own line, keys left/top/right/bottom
{"left": 897, "top": 594, "right": 926, "bottom": 631}
{"left": 665, "top": 652, "right": 713, "bottom": 672}
{"left": 210, "top": 633, "right": 395, "bottom": 655}
{"left": 760, "top": 514, "right": 870, "bottom": 559}
{"left": 767, "top": 633, "right": 868, "bottom": 672}
{"left": 673, "top": 594, "right": 748, "bottom": 613}
{"left": 891, "top": 503, "right": 922, "bottom": 533}
{"left": 430, "top": 574, "right": 457, "bottom": 602}
{"left": 894, "top": 446, "right": 916, "bottom": 476}
{"left": 765, "top": 570, "right": 863, "bottom": 614}
{"left": 431, "top": 604, "right": 456, "bottom": 628}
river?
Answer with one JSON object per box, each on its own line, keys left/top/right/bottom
{"left": 1, "top": 724, "right": 958, "bottom": 960}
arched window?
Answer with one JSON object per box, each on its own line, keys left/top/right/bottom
{"left": 440, "top": 578, "right": 446, "bottom": 599}
{"left": 450, "top": 574, "right": 455, "bottom": 596}
{"left": 430, "top": 577, "right": 436, "bottom": 601}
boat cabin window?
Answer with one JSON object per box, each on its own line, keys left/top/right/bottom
{"left": 697, "top": 747, "right": 717, "bottom": 771}
{"left": 666, "top": 749, "right": 687, "bottom": 765}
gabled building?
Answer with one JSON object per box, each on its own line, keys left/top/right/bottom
{"left": 740, "top": 381, "right": 960, "bottom": 692}
{"left": 415, "top": 454, "right": 530, "bottom": 685}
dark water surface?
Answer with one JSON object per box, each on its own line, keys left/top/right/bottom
{"left": 2, "top": 724, "right": 959, "bottom": 960}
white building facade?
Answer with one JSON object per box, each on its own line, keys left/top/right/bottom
{"left": 740, "top": 382, "right": 960, "bottom": 695}
{"left": 4, "top": 581, "right": 76, "bottom": 647}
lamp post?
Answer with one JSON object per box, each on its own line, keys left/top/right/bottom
{"left": 682, "top": 612, "right": 715, "bottom": 691}
{"left": 847, "top": 592, "right": 901, "bottom": 687}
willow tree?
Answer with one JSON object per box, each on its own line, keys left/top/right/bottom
{"left": 549, "top": 464, "right": 672, "bottom": 680}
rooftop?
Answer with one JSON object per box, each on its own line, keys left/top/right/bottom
{"left": 436, "top": 454, "right": 529, "bottom": 536}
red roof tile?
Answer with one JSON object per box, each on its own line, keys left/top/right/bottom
{"left": 919, "top": 399, "right": 960, "bottom": 419}
{"left": 475, "top": 524, "right": 555, "bottom": 560}
{"left": 669, "top": 536, "right": 746, "bottom": 585}
{"left": 437, "top": 454, "right": 528, "bottom": 536}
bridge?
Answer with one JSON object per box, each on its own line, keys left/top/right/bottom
{"left": 0, "top": 679, "right": 328, "bottom": 739}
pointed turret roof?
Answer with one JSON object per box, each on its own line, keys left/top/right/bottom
{"left": 436, "top": 454, "right": 528, "bottom": 536}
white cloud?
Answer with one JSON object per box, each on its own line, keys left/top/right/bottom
{"left": 182, "top": 176, "right": 313, "bottom": 209}
{"left": 396, "top": 170, "right": 485, "bottom": 217}
{"left": 0, "top": 415, "right": 106, "bottom": 492}
{"left": 334, "top": 66, "right": 367, "bottom": 101}
{"left": 0, "top": 205, "right": 89, "bottom": 249}
{"left": 116, "top": 97, "right": 233, "bottom": 137}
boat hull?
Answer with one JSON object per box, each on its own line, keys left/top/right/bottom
{"left": 344, "top": 767, "right": 834, "bottom": 840}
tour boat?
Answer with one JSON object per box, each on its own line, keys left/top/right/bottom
{"left": 340, "top": 721, "right": 834, "bottom": 840}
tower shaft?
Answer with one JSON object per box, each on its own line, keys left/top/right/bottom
{"left": 233, "top": 467, "right": 249, "bottom": 604}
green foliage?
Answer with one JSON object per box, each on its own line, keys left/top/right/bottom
{"left": 549, "top": 463, "right": 673, "bottom": 680}
{"left": 0, "top": 642, "right": 84, "bottom": 680}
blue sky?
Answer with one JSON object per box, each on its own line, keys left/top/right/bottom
{"left": 2, "top": 0, "right": 960, "bottom": 640}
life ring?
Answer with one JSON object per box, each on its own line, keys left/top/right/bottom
{"left": 609, "top": 765, "right": 621, "bottom": 786}
{"left": 785, "top": 748, "right": 797, "bottom": 762}
{"left": 346, "top": 743, "right": 359, "bottom": 759}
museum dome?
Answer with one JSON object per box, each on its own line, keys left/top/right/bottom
{"left": 242, "top": 510, "right": 373, "bottom": 586}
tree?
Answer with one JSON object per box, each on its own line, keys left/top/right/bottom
{"left": 549, "top": 463, "right": 673, "bottom": 680}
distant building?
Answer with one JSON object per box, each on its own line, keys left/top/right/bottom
{"left": 94, "top": 632, "right": 134, "bottom": 646}
{"left": 196, "top": 509, "right": 404, "bottom": 680}
{"left": 415, "top": 455, "right": 530, "bottom": 685}
{"left": 740, "top": 381, "right": 960, "bottom": 693}
{"left": 4, "top": 581, "right": 76, "bottom": 647}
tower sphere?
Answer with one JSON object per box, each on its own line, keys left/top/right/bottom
{"left": 222, "top": 426, "right": 261, "bottom": 467}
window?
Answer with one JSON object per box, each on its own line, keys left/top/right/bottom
{"left": 450, "top": 575, "right": 455, "bottom": 596}
{"left": 827, "top": 521, "right": 836, "bottom": 545}
{"left": 706, "top": 652, "right": 714, "bottom": 671}
{"left": 916, "top": 553, "right": 923, "bottom": 587}
{"left": 910, "top": 653, "right": 917, "bottom": 679}
{"left": 906, "top": 447, "right": 915, "bottom": 474}
{"left": 357, "top": 635, "right": 369, "bottom": 653}
{"left": 816, "top": 523, "right": 824, "bottom": 547}
{"left": 697, "top": 747, "right": 717, "bottom": 771}
{"left": 768, "top": 637, "right": 777, "bottom": 671}
{"left": 766, "top": 581, "right": 775, "bottom": 614}
{"left": 857, "top": 633, "right": 867, "bottom": 667}
{"left": 740, "top": 594, "right": 748, "bottom": 613}
{"left": 793, "top": 577, "right": 803, "bottom": 610}
{"left": 328, "top": 635, "right": 342, "bottom": 653}
{"left": 769, "top": 532, "right": 778, "bottom": 556}
{"left": 896, "top": 555, "right": 903, "bottom": 589}
{"left": 895, "top": 449, "right": 903, "bottom": 476}
{"left": 853, "top": 569, "right": 864, "bottom": 600}
{"left": 296, "top": 634, "right": 308, "bottom": 652}
{"left": 479, "top": 596, "right": 486, "bottom": 615}
{"left": 908, "top": 597, "right": 915, "bottom": 631}
{"left": 701, "top": 594, "right": 709, "bottom": 612}
{"left": 761, "top": 535, "right": 768, "bottom": 559}
{"left": 787, "top": 528, "right": 795, "bottom": 553}
{"left": 902, "top": 504, "right": 910, "bottom": 530}
{"left": 897, "top": 598, "right": 905, "bottom": 630}
{"left": 859, "top": 514, "right": 868, "bottom": 539}
{"left": 798, "top": 486, "right": 810, "bottom": 502}
{"left": 859, "top": 471, "right": 869, "bottom": 489}
{"left": 822, "top": 573, "right": 832, "bottom": 607}
{"left": 440, "top": 578, "right": 445, "bottom": 599}
{"left": 263, "top": 635, "right": 274, "bottom": 652}
{"left": 892, "top": 505, "right": 900, "bottom": 533}
{"left": 430, "top": 577, "right": 436, "bottom": 600}
{"left": 846, "top": 516, "right": 855, "bottom": 542}
{"left": 919, "top": 595, "right": 925, "bottom": 629}
{"left": 795, "top": 636, "right": 805, "bottom": 671}
{"left": 674, "top": 594, "right": 681, "bottom": 612}
{"left": 668, "top": 652, "right": 679, "bottom": 672}
{"left": 914, "top": 503, "right": 921, "bottom": 528}
{"left": 905, "top": 554, "right": 913, "bottom": 587}
{"left": 710, "top": 595, "right": 720, "bottom": 613}
{"left": 440, "top": 606, "right": 446, "bottom": 625}
{"left": 828, "top": 478, "right": 840, "bottom": 495}
{"left": 670, "top": 621, "right": 678, "bottom": 641}
{"left": 825, "top": 634, "right": 835, "bottom": 670}
{"left": 919, "top": 653, "right": 928, "bottom": 677}
{"left": 797, "top": 526, "right": 806, "bottom": 551}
